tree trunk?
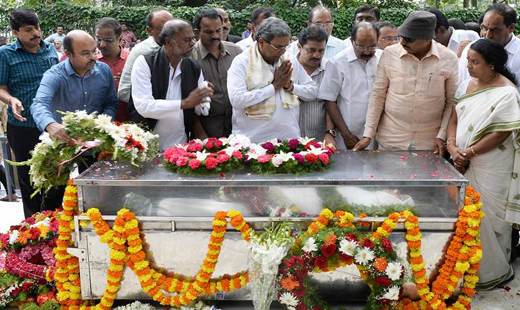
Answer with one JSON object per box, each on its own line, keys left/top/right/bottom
{"left": 463, "top": 0, "right": 469, "bottom": 8}
{"left": 472, "top": 0, "right": 477, "bottom": 7}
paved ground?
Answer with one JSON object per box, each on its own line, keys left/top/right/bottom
{"left": 0, "top": 190, "right": 519, "bottom": 309}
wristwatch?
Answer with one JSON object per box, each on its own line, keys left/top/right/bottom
{"left": 325, "top": 129, "right": 337, "bottom": 137}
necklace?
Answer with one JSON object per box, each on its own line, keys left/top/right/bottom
{"left": 472, "top": 73, "right": 499, "bottom": 92}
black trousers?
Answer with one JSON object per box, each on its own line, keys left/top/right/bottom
{"left": 7, "top": 124, "right": 68, "bottom": 218}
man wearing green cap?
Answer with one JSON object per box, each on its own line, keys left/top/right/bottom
{"left": 353, "top": 11, "right": 459, "bottom": 154}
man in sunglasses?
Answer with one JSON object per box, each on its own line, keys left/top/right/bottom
{"left": 95, "top": 17, "right": 130, "bottom": 121}
{"left": 319, "top": 22, "right": 381, "bottom": 150}
{"left": 353, "top": 11, "right": 458, "bottom": 154}
{"left": 227, "top": 17, "right": 317, "bottom": 143}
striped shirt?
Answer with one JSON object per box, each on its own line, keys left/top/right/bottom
{"left": 296, "top": 57, "right": 328, "bottom": 141}
{"left": 0, "top": 40, "right": 58, "bottom": 128}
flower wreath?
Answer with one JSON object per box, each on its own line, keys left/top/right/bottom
{"left": 163, "top": 136, "right": 247, "bottom": 175}
{"left": 164, "top": 136, "right": 335, "bottom": 175}
{"left": 1, "top": 211, "right": 59, "bottom": 283}
{"left": 277, "top": 210, "right": 406, "bottom": 310}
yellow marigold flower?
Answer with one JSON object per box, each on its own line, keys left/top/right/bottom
{"left": 113, "top": 225, "right": 125, "bottom": 233}
{"left": 418, "top": 288, "right": 430, "bottom": 296}
{"left": 134, "top": 260, "right": 149, "bottom": 270}
{"left": 411, "top": 262, "right": 425, "bottom": 272}
{"left": 320, "top": 209, "right": 333, "bottom": 219}
{"left": 455, "top": 261, "right": 470, "bottom": 273}
{"left": 226, "top": 210, "right": 241, "bottom": 217}
{"left": 125, "top": 220, "right": 138, "bottom": 230}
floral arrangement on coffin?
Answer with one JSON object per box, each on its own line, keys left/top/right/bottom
{"left": 277, "top": 210, "right": 407, "bottom": 310}
{"left": 246, "top": 137, "right": 334, "bottom": 175}
{"left": 163, "top": 135, "right": 249, "bottom": 175}
{"left": 111, "top": 300, "right": 221, "bottom": 310}
{"left": 9, "top": 111, "right": 159, "bottom": 195}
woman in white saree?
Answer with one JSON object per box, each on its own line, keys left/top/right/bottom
{"left": 447, "top": 38, "right": 520, "bottom": 290}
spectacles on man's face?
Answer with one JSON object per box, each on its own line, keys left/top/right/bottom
{"left": 313, "top": 22, "right": 334, "bottom": 28}
{"left": 381, "top": 35, "right": 400, "bottom": 42}
{"left": 75, "top": 50, "right": 97, "bottom": 60}
{"left": 95, "top": 37, "right": 116, "bottom": 44}
{"left": 401, "top": 36, "right": 416, "bottom": 43}
{"left": 265, "top": 40, "right": 290, "bottom": 52}
{"left": 354, "top": 44, "right": 377, "bottom": 52}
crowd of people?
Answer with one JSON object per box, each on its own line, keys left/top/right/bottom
{"left": 1, "top": 2, "right": 520, "bottom": 291}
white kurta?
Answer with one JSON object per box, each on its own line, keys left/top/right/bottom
{"left": 446, "top": 28, "right": 479, "bottom": 54}
{"left": 131, "top": 56, "right": 205, "bottom": 150}
{"left": 227, "top": 50, "right": 318, "bottom": 143}
{"left": 318, "top": 46, "right": 382, "bottom": 149}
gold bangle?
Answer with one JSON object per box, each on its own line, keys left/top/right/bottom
{"left": 471, "top": 146, "right": 478, "bottom": 156}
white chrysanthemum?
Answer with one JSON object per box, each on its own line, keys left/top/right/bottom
{"left": 95, "top": 114, "right": 112, "bottom": 128}
{"left": 279, "top": 292, "right": 298, "bottom": 307}
{"left": 385, "top": 262, "right": 402, "bottom": 281}
{"left": 302, "top": 237, "right": 318, "bottom": 253}
{"left": 9, "top": 230, "right": 19, "bottom": 245}
{"left": 39, "top": 132, "right": 54, "bottom": 146}
{"left": 307, "top": 144, "right": 327, "bottom": 155}
{"left": 382, "top": 286, "right": 400, "bottom": 300}
{"left": 354, "top": 247, "right": 375, "bottom": 265}
{"left": 339, "top": 239, "right": 358, "bottom": 256}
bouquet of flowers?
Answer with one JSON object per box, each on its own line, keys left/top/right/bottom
{"left": 9, "top": 111, "right": 159, "bottom": 196}
{"left": 248, "top": 222, "right": 294, "bottom": 310}
{"left": 246, "top": 137, "right": 334, "bottom": 175}
{"left": 163, "top": 135, "right": 250, "bottom": 175}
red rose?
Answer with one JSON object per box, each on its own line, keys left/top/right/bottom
{"left": 21, "top": 282, "right": 33, "bottom": 292}
{"left": 217, "top": 154, "right": 230, "bottom": 164}
{"left": 374, "top": 276, "right": 392, "bottom": 287}
{"left": 187, "top": 142, "right": 203, "bottom": 152}
{"left": 216, "top": 139, "right": 224, "bottom": 147}
{"left": 285, "top": 257, "right": 296, "bottom": 268}
{"left": 346, "top": 233, "right": 358, "bottom": 242}
{"left": 314, "top": 256, "right": 327, "bottom": 268}
{"left": 293, "top": 286, "right": 306, "bottom": 298}
{"left": 339, "top": 253, "right": 353, "bottom": 263}
{"left": 294, "top": 256, "right": 304, "bottom": 266}
{"left": 318, "top": 153, "right": 329, "bottom": 165}
{"left": 295, "top": 268, "right": 308, "bottom": 279}
{"left": 296, "top": 303, "right": 307, "bottom": 310}
{"left": 306, "top": 153, "right": 318, "bottom": 163}
{"left": 379, "top": 299, "right": 391, "bottom": 305}
{"left": 188, "top": 159, "right": 201, "bottom": 170}
{"left": 205, "top": 138, "right": 216, "bottom": 150}
{"left": 321, "top": 243, "right": 336, "bottom": 257}
{"left": 205, "top": 157, "right": 218, "bottom": 170}
{"left": 362, "top": 238, "right": 374, "bottom": 249}
{"left": 232, "top": 150, "right": 243, "bottom": 160}
{"left": 382, "top": 239, "right": 393, "bottom": 253}
{"left": 29, "top": 227, "right": 40, "bottom": 240}
{"left": 176, "top": 157, "right": 188, "bottom": 167}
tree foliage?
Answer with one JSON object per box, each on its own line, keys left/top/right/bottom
{"left": 0, "top": 0, "right": 514, "bottom": 41}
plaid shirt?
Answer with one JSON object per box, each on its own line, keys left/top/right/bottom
{"left": 0, "top": 40, "right": 58, "bottom": 128}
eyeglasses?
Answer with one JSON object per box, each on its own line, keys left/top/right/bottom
{"left": 354, "top": 44, "right": 377, "bottom": 52}
{"left": 95, "top": 37, "right": 116, "bottom": 44}
{"left": 401, "top": 36, "right": 416, "bottom": 43}
{"left": 381, "top": 35, "right": 400, "bottom": 42}
{"left": 266, "top": 40, "right": 290, "bottom": 51}
{"left": 313, "top": 22, "right": 334, "bottom": 27}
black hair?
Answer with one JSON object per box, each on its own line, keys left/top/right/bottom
{"left": 146, "top": 8, "right": 171, "bottom": 28}
{"left": 251, "top": 7, "right": 274, "bottom": 25}
{"left": 351, "top": 22, "right": 379, "bottom": 41}
{"left": 354, "top": 5, "right": 380, "bottom": 21}
{"left": 465, "top": 22, "right": 480, "bottom": 35}
{"left": 375, "top": 21, "right": 396, "bottom": 30}
{"left": 307, "top": 5, "right": 332, "bottom": 23}
{"left": 448, "top": 18, "right": 466, "bottom": 30}
{"left": 63, "top": 35, "right": 73, "bottom": 52}
{"left": 470, "top": 38, "right": 516, "bottom": 85}
{"left": 298, "top": 25, "right": 328, "bottom": 46}
{"left": 95, "top": 17, "right": 122, "bottom": 37}
{"left": 10, "top": 8, "right": 39, "bottom": 31}
{"left": 193, "top": 8, "right": 222, "bottom": 30}
{"left": 484, "top": 3, "right": 517, "bottom": 27}
{"left": 428, "top": 8, "right": 449, "bottom": 32}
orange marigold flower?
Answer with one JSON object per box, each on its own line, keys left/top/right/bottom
{"left": 280, "top": 276, "right": 300, "bottom": 290}
{"left": 373, "top": 257, "right": 388, "bottom": 272}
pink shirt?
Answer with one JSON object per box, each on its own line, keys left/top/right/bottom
{"left": 363, "top": 41, "right": 459, "bottom": 150}
{"left": 122, "top": 31, "right": 137, "bottom": 49}
{"left": 98, "top": 47, "right": 130, "bottom": 121}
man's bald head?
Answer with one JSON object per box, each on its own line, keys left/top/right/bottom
{"left": 63, "top": 30, "right": 95, "bottom": 53}
{"left": 160, "top": 19, "right": 191, "bottom": 45}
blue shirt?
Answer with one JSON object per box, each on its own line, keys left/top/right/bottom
{"left": 31, "top": 60, "right": 119, "bottom": 132}
{"left": 0, "top": 40, "right": 58, "bottom": 128}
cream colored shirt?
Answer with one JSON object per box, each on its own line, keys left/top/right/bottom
{"left": 363, "top": 41, "right": 459, "bottom": 150}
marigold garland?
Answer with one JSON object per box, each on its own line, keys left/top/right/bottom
{"left": 55, "top": 181, "right": 253, "bottom": 309}
{"left": 55, "top": 181, "right": 483, "bottom": 310}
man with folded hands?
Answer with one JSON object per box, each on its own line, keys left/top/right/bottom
{"left": 227, "top": 17, "right": 317, "bottom": 143}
